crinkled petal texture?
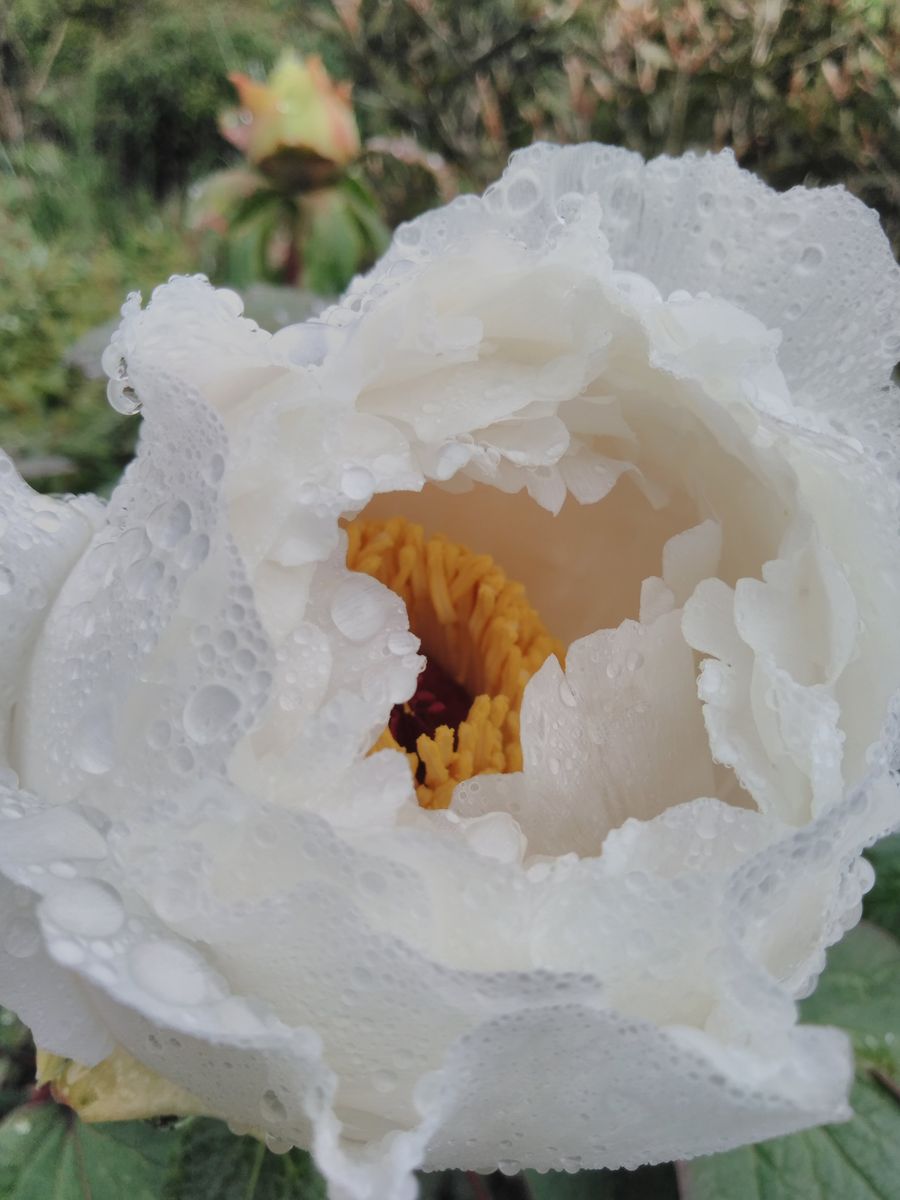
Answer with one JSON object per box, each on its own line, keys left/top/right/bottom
{"left": 2, "top": 145, "right": 900, "bottom": 1199}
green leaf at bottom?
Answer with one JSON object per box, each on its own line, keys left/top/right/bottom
{"left": 679, "top": 921, "right": 900, "bottom": 1200}
{"left": 679, "top": 1075, "right": 899, "bottom": 1200}
{"left": 163, "top": 1118, "right": 326, "bottom": 1200}
{"left": 0, "top": 1103, "right": 177, "bottom": 1200}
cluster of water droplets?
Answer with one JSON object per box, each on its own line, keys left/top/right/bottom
{"left": 1, "top": 146, "right": 898, "bottom": 1194}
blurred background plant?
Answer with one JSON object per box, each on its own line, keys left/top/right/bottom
{"left": 189, "top": 50, "right": 389, "bottom": 292}
{"left": 1, "top": 0, "right": 898, "bottom": 496}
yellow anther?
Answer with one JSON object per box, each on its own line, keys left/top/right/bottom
{"left": 345, "top": 515, "right": 564, "bottom": 809}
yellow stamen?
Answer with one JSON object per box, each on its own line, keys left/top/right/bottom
{"left": 346, "top": 516, "right": 564, "bottom": 809}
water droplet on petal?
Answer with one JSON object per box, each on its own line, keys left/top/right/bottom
{"left": 260, "top": 1090, "right": 287, "bottom": 1121}
{"left": 265, "top": 1134, "right": 293, "bottom": 1155}
{"left": 147, "top": 500, "right": 192, "bottom": 548}
{"left": 43, "top": 880, "right": 124, "bottom": 938}
{"left": 130, "top": 941, "right": 210, "bottom": 1005}
{"left": 4, "top": 916, "right": 41, "bottom": 958}
{"left": 387, "top": 630, "right": 419, "bottom": 656}
{"left": 74, "top": 706, "right": 115, "bottom": 775}
{"left": 183, "top": 685, "right": 241, "bottom": 744}
{"left": 341, "top": 466, "right": 375, "bottom": 502}
{"left": 107, "top": 379, "right": 142, "bottom": 416}
{"left": 498, "top": 1160, "right": 521, "bottom": 1176}
{"left": 331, "top": 576, "right": 392, "bottom": 642}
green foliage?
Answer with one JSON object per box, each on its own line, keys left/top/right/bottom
{"left": 88, "top": 10, "right": 280, "bottom": 198}
{"left": 0, "top": 1104, "right": 176, "bottom": 1200}
{"left": 526, "top": 1163, "right": 678, "bottom": 1200}
{"left": 193, "top": 172, "right": 388, "bottom": 292}
{"left": 162, "top": 1119, "right": 326, "bottom": 1200}
{"left": 681, "top": 921, "right": 900, "bottom": 1200}
{"left": 679, "top": 1077, "right": 900, "bottom": 1200}
{"left": 0, "top": 1107, "right": 326, "bottom": 1200}
{"left": 0, "top": 192, "right": 193, "bottom": 494}
{"left": 290, "top": 0, "right": 900, "bottom": 249}
{"left": 800, "top": 920, "right": 900, "bottom": 1076}
{"left": 0, "top": 1013, "right": 33, "bottom": 1122}
{"left": 865, "top": 834, "right": 900, "bottom": 940}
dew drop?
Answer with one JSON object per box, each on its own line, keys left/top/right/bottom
{"left": 797, "top": 244, "right": 825, "bottom": 274}
{"left": 498, "top": 1160, "right": 521, "bottom": 1176}
{"left": 506, "top": 172, "right": 540, "bottom": 212}
{"left": 341, "top": 466, "right": 375, "bottom": 501}
{"left": 260, "top": 1089, "right": 287, "bottom": 1121}
{"left": 49, "top": 938, "right": 85, "bottom": 966}
{"left": 43, "top": 879, "right": 124, "bottom": 938}
{"left": 0, "top": 566, "right": 13, "bottom": 596}
{"left": 130, "top": 941, "right": 210, "bottom": 1005}
{"left": 555, "top": 191, "right": 584, "bottom": 223}
{"left": 183, "top": 685, "right": 241, "bottom": 744}
{"left": 107, "top": 379, "right": 142, "bottom": 416}
{"left": 73, "top": 706, "right": 115, "bottom": 775}
{"left": 265, "top": 1134, "right": 293, "bottom": 1155}
{"left": 34, "top": 507, "right": 62, "bottom": 534}
{"left": 48, "top": 861, "right": 77, "bottom": 879}
{"left": 147, "top": 500, "right": 192, "bottom": 549}
{"left": 387, "top": 630, "right": 419, "bottom": 656}
{"left": 4, "top": 916, "right": 41, "bottom": 959}
{"left": 770, "top": 209, "right": 801, "bottom": 239}
{"left": 435, "top": 441, "right": 471, "bottom": 480}
{"left": 204, "top": 453, "right": 226, "bottom": 484}
{"left": 331, "top": 576, "right": 392, "bottom": 642}
{"left": 124, "top": 557, "right": 164, "bottom": 599}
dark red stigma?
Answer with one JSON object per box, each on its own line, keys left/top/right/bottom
{"left": 388, "top": 657, "right": 473, "bottom": 756}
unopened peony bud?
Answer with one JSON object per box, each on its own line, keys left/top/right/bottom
{"left": 220, "top": 52, "right": 361, "bottom": 189}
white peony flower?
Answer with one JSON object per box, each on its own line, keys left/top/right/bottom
{"left": 2, "top": 144, "right": 900, "bottom": 1199}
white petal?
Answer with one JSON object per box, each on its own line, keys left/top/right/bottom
{"left": 3, "top": 140, "right": 900, "bottom": 1200}
{"left": 455, "top": 609, "right": 714, "bottom": 856}
{"left": 420, "top": 1007, "right": 852, "bottom": 1173}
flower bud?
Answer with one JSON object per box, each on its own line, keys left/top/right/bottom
{"left": 220, "top": 52, "right": 361, "bottom": 189}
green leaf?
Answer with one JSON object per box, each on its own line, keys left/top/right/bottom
{"left": 678, "top": 1075, "right": 900, "bottom": 1200}
{"left": 0, "top": 1102, "right": 177, "bottom": 1200}
{"left": 864, "top": 833, "right": 900, "bottom": 941}
{"left": 340, "top": 174, "right": 391, "bottom": 256}
{"left": 0, "top": 1013, "right": 35, "bottom": 1120}
{"left": 415, "top": 1171, "right": 477, "bottom": 1199}
{"left": 526, "top": 1172, "right": 615, "bottom": 1200}
{"left": 301, "top": 191, "right": 364, "bottom": 294}
{"left": 163, "top": 1117, "right": 326, "bottom": 1200}
{"left": 0, "top": 1011, "right": 29, "bottom": 1057}
{"left": 678, "top": 923, "right": 900, "bottom": 1200}
{"left": 0, "top": 1106, "right": 327, "bottom": 1200}
{"left": 800, "top": 922, "right": 900, "bottom": 1076}
{"left": 228, "top": 188, "right": 285, "bottom": 234}
{"left": 526, "top": 1163, "right": 677, "bottom": 1200}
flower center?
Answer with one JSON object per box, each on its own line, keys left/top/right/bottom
{"left": 345, "top": 516, "right": 565, "bottom": 809}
